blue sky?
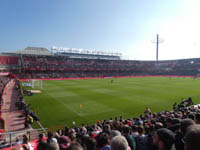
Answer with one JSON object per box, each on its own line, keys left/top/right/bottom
{"left": 0, "top": 0, "right": 200, "bottom": 60}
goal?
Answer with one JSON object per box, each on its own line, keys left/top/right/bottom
{"left": 32, "top": 80, "right": 43, "bottom": 89}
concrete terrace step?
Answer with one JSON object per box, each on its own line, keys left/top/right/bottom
{"left": 1, "top": 79, "right": 25, "bottom": 132}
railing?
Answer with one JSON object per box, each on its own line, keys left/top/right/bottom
{"left": 0, "top": 128, "right": 48, "bottom": 149}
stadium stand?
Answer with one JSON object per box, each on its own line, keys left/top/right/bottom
{"left": 0, "top": 55, "right": 20, "bottom": 72}
{"left": 17, "top": 54, "right": 200, "bottom": 79}
{"left": 1, "top": 51, "right": 200, "bottom": 79}
{"left": 0, "top": 56, "right": 18, "bottom": 65}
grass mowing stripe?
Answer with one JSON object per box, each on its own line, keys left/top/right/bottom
{"left": 44, "top": 90, "right": 81, "bottom": 117}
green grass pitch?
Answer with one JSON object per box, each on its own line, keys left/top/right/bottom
{"left": 22, "top": 77, "right": 200, "bottom": 128}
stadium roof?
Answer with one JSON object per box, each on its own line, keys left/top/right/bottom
{"left": 6, "top": 47, "right": 52, "bottom": 56}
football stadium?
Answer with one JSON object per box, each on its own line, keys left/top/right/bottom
{"left": 2, "top": 1, "right": 200, "bottom": 150}
{"left": 0, "top": 47, "right": 200, "bottom": 150}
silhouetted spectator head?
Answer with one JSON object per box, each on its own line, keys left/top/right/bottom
{"left": 111, "top": 135, "right": 128, "bottom": 150}
{"left": 131, "top": 125, "right": 138, "bottom": 133}
{"left": 48, "top": 132, "right": 53, "bottom": 139}
{"left": 155, "top": 122, "right": 163, "bottom": 130}
{"left": 137, "top": 125, "right": 144, "bottom": 135}
{"left": 103, "top": 124, "right": 111, "bottom": 134}
{"left": 82, "top": 136, "right": 97, "bottom": 150}
{"left": 110, "top": 130, "right": 121, "bottom": 139}
{"left": 37, "top": 133, "right": 47, "bottom": 150}
{"left": 188, "top": 113, "right": 196, "bottom": 121}
{"left": 122, "top": 125, "right": 131, "bottom": 135}
{"left": 184, "top": 125, "right": 200, "bottom": 150}
{"left": 98, "top": 132, "right": 110, "bottom": 148}
{"left": 195, "top": 113, "right": 200, "bottom": 124}
{"left": 166, "top": 118, "right": 176, "bottom": 128}
{"left": 22, "top": 135, "right": 30, "bottom": 144}
{"left": 115, "top": 117, "right": 118, "bottom": 121}
{"left": 120, "top": 116, "right": 123, "bottom": 122}
{"left": 168, "top": 123, "right": 180, "bottom": 132}
{"left": 144, "top": 125, "right": 150, "bottom": 135}
{"left": 39, "top": 133, "right": 45, "bottom": 139}
{"left": 153, "top": 128, "right": 175, "bottom": 150}
{"left": 38, "top": 141, "right": 47, "bottom": 150}
{"left": 171, "top": 118, "right": 181, "bottom": 125}
{"left": 180, "top": 119, "right": 195, "bottom": 135}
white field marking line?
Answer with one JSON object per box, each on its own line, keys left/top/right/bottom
{"left": 43, "top": 83, "right": 87, "bottom": 116}
{"left": 63, "top": 103, "right": 85, "bottom": 116}
{"left": 45, "top": 91, "right": 82, "bottom": 116}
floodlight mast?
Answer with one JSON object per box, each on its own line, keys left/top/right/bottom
{"left": 156, "top": 34, "right": 159, "bottom": 61}
{"left": 152, "top": 34, "right": 164, "bottom": 61}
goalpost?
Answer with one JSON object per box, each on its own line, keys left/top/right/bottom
{"left": 32, "top": 80, "right": 43, "bottom": 89}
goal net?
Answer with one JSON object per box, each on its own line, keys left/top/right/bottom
{"left": 32, "top": 80, "right": 42, "bottom": 89}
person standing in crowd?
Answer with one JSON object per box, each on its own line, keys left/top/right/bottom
{"left": 175, "top": 119, "right": 195, "bottom": 150}
{"left": 98, "top": 132, "right": 111, "bottom": 150}
{"left": 183, "top": 124, "right": 200, "bottom": 150}
{"left": 152, "top": 128, "right": 175, "bottom": 150}
{"left": 37, "top": 133, "right": 47, "bottom": 150}
{"left": 135, "top": 125, "right": 148, "bottom": 150}
{"left": 173, "top": 102, "right": 177, "bottom": 111}
{"left": 144, "top": 107, "right": 151, "bottom": 115}
{"left": 81, "top": 136, "right": 97, "bottom": 150}
{"left": 122, "top": 125, "right": 136, "bottom": 150}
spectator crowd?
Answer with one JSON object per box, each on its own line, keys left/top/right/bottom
{"left": 17, "top": 102, "right": 200, "bottom": 150}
